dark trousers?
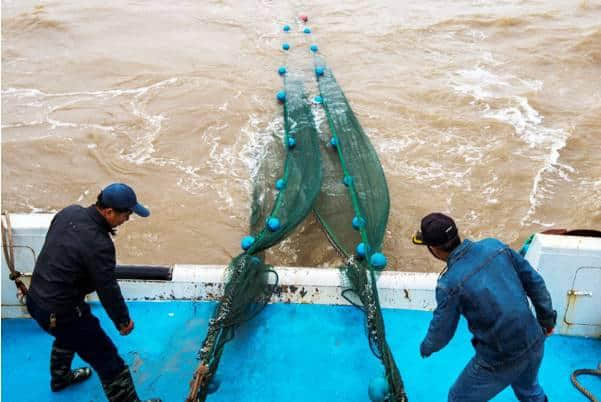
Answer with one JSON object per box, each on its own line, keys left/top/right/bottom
{"left": 26, "top": 295, "right": 126, "bottom": 382}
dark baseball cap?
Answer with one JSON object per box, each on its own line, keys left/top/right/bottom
{"left": 412, "top": 213, "right": 458, "bottom": 246}
{"left": 100, "top": 183, "right": 150, "bottom": 217}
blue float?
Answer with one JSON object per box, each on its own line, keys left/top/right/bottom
{"left": 287, "top": 137, "right": 296, "bottom": 149}
{"left": 303, "top": 27, "right": 311, "bottom": 34}
{"left": 313, "top": 95, "right": 323, "bottom": 104}
{"left": 267, "top": 217, "right": 281, "bottom": 232}
{"left": 329, "top": 137, "right": 337, "bottom": 148}
{"left": 310, "top": 44, "right": 318, "bottom": 52}
{"left": 370, "top": 253, "right": 387, "bottom": 270}
{"left": 315, "top": 66, "right": 325, "bottom": 76}
{"left": 276, "top": 90, "right": 286, "bottom": 102}
{"left": 283, "top": 25, "right": 290, "bottom": 32}
{"left": 282, "top": 43, "right": 290, "bottom": 51}
{"left": 356, "top": 243, "right": 366, "bottom": 258}
{"left": 343, "top": 176, "right": 353, "bottom": 187}
{"left": 278, "top": 66, "right": 287, "bottom": 76}
{"left": 275, "top": 178, "right": 286, "bottom": 190}
{"left": 352, "top": 216, "right": 365, "bottom": 230}
{"left": 241, "top": 236, "right": 255, "bottom": 251}
{"left": 368, "top": 376, "right": 389, "bottom": 402}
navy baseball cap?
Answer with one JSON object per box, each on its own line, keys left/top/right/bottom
{"left": 412, "top": 213, "right": 458, "bottom": 246}
{"left": 100, "top": 183, "right": 150, "bottom": 217}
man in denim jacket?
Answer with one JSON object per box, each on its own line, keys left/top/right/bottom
{"left": 413, "top": 213, "right": 556, "bottom": 402}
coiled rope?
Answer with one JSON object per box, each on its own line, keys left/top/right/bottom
{"left": 571, "top": 362, "right": 601, "bottom": 402}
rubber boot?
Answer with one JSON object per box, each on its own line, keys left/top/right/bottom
{"left": 101, "top": 366, "right": 161, "bottom": 402}
{"left": 50, "top": 343, "right": 92, "bottom": 391}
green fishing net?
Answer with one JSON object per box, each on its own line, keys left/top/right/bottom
{"left": 190, "top": 29, "right": 406, "bottom": 402}
{"left": 312, "top": 56, "right": 407, "bottom": 402}
{"left": 190, "top": 73, "right": 322, "bottom": 401}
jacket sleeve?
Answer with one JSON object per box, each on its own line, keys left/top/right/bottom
{"left": 420, "top": 285, "right": 460, "bottom": 356}
{"left": 508, "top": 247, "right": 556, "bottom": 329}
{"left": 86, "top": 238, "right": 130, "bottom": 329}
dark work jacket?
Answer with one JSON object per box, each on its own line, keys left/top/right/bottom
{"left": 28, "top": 205, "right": 130, "bottom": 329}
{"left": 420, "top": 238, "right": 556, "bottom": 366}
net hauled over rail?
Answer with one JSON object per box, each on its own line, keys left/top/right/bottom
{"left": 312, "top": 54, "right": 408, "bottom": 402}
{"left": 187, "top": 73, "right": 322, "bottom": 401}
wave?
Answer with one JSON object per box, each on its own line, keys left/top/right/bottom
{"left": 450, "top": 67, "right": 571, "bottom": 225}
{"left": 2, "top": 5, "right": 66, "bottom": 34}
{"left": 571, "top": 28, "right": 601, "bottom": 64}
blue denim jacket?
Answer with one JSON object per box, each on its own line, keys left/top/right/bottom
{"left": 420, "top": 238, "right": 556, "bottom": 365}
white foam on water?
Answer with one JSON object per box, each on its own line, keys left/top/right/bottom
{"left": 201, "top": 112, "right": 283, "bottom": 211}
{"left": 3, "top": 78, "right": 224, "bottom": 198}
{"left": 450, "top": 66, "right": 571, "bottom": 226}
{"left": 402, "top": 160, "right": 473, "bottom": 190}
{"left": 2, "top": 79, "right": 178, "bottom": 164}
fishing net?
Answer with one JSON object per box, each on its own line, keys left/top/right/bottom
{"left": 312, "top": 54, "right": 408, "bottom": 402}
{"left": 187, "top": 73, "right": 322, "bottom": 401}
{"left": 188, "top": 19, "right": 407, "bottom": 402}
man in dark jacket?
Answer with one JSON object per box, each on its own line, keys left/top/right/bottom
{"left": 26, "top": 183, "right": 160, "bottom": 402}
{"left": 413, "top": 213, "right": 556, "bottom": 402}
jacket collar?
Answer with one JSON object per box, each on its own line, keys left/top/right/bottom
{"left": 447, "top": 239, "right": 473, "bottom": 267}
{"left": 86, "top": 205, "right": 113, "bottom": 233}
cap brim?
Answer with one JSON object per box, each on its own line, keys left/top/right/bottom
{"left": 132, "top": 203, "right": 150, "bottom": 217}
{"left": 412, "top": 231, "right": 426, "bottom": 245}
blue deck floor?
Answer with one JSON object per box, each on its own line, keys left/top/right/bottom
{"left": 2, "top": 301, "right": 600, "bottom": 402}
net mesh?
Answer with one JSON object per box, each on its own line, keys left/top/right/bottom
{"left": 312, "top": 55, "right": 408, "bottom": 402}
{"left": 189, "top": 74, "right": 322, "bottom": 401}
{"left": 189, "top": 27, "right": 407, "bottom": 401}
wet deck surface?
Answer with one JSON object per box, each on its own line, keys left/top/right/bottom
{"left": 2, "top": 301, "right": 600, "bottom": 401}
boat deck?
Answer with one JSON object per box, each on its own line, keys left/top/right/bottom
{"left": 2, "top": 301, "right": 600, "bottom": 401}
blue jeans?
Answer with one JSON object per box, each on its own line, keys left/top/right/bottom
{"left": 449, "top": 340, "right": 546, "bottom": 402}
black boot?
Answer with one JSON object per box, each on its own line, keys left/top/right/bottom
{"left": 101, "top": 366, "right": 161, "bottom": 402}
{"left": 50, "top": 343, "right": 92, "bottom": 391}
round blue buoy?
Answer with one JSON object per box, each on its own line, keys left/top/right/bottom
{"left": 329, "top": 137, "right": 338, "bottom": 148}
{"left": 276, "top": 90, "right": 286, "bottom": 102}
{"left": 283, "top": 25, "right": 290, "bottom": 32}
{"left": 343, "top": 175, "right": 353, "bottom": 187}
{"left": 241, "top": 236, "right": 255, "bottom": 251}
{"left": 303, "top": 27, "right": 311, "bottom": 34}
{"left": 267, "top": 217, "right": 281, "bottom": 232}
{"left": 368, "top": 376, "right": 389, "bottom": 402}
{"left": 313, "top": 95, "right": 323, "bottom": 104}
{"left": 278, "top": 66, "right": 287, "bottom": 76}
{"left": 356, "top": 243, "right": 366, "bottom": 258}
{"left": 315, "top": 66, "right": 325, "bottom": 76}
{"left": 275, "top": 178, "right": 286, "bottom": 190}
{"left": 287, "top": 137, "right": 296, "bottom": 149}
{"left": 352, "top": 216, "right": 365, "bottom": 230}
{"left": 310, "top": 44, "right": 318, "bottom": 53}
{"left": 282, "top": 42, "right": 290, "bottom": 51}
{"left": 207, "top": 375, "right": 221, "bottom": 394}
{"left": 370, "top": 253, "right": 387, "bottom": 270}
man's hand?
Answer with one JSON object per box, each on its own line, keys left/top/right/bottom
{"left": 544, "top": 327, "right": 554, "bottom": 337}
{"left": 119, "top": 320, "right": 134, "bottom": 336}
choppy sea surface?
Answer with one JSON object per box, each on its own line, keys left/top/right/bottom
{"left": 2, "top": 0, "right": 600, "bottom": 271}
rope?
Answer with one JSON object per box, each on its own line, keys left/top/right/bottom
{"left": 571, "top": 362, "right": 601, "bottom": 402}
{"left": 1, "top": 212, "right": 28, "bottom": 302}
